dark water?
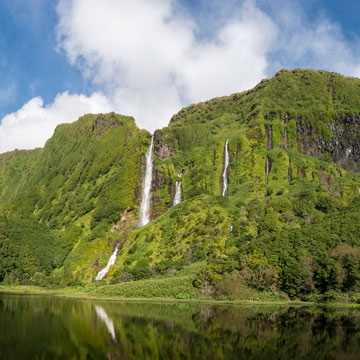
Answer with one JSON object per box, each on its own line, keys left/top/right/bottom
{"left": 1, "top": 293, "right": 360, "bottom": 359}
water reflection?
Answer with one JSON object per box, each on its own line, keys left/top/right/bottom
{"left": 95, "top": 305, "right": 117, "bottom": 342}
{"left": 0, "top": 293, "right": 359, "bottom": 359}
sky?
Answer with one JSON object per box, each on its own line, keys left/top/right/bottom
{"left": 0, "top": 0, "right": 360, "bottom": 153}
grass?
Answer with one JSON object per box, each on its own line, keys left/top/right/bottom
{"left": 1, "top": 284, "right": 360, "bottom": 308}
{"left": 90, "top": 276, "right": 198, "bottom": 298}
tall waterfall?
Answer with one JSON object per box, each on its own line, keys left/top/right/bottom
{"left": 265, "top": 156, "right": 271, "bottom": 185}
{"left": 222, "top": 140, "right": 230, "bottom": 196}
{"left": 138, "top": 136, "right": 154, "bottom": 227}
{"left": 173, "top": 173, "right": 182, "bottom": 206}
{"left": 95, "top": 246, "right": 119, "bottom": 281}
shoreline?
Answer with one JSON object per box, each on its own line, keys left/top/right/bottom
{"left": 1, "top": 286, "right": 360, "bottom": 308}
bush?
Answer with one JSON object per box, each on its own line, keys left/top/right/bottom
{"left": 175, "top": 292, "right": 192, "bottom": 299}
{"left": 32, "top": 272, "right": 47, "bottom": 287}
{"left": 130, "top": 260, "right": 152, "bottom": 280}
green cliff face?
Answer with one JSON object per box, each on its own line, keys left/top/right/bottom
{"left": 1, "top": 69, "right": 360, "bottom": 300}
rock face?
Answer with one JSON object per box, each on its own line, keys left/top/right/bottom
{"left": 294, "top": 113, "right": 360, "bottom": 172}
{"left": 325, "top": 113, "right": 360, "bottom": 172}
{"left": 153, "top": 131, "right": 173, "bottom": 159}
{"left": 91, "top": 113, "right": 125, "bottom": 138}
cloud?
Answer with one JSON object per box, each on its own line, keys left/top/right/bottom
{"left": 56, "top": 0, "right": 360, "bottom": 134}
{"left": 2, "top": 0, "right": 360, "bottom": 153}
{"left": 266, "top": 1, "right": 360, "bottom": 77}
{"left": 0, "top": 92, "right": 112, "bottom": 153}
{"left": 56, "top": 0, "right": 276, "bottom": 131}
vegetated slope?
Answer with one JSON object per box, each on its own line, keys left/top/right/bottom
{"left": 1, "top": 69, "right": 360, "bottom": 301}
{"left": 104, "top": 68, "right": 360, "bottom": 300}
{"left": 0, "top": 113, "right": 151, "bottom": 284}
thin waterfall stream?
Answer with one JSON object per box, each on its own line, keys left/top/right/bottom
{"left": 95, "top": 246, "right": 119, "bottom": 281}
{"left": 288, "top": 159, "right": 292, "bottom": 184}
{"left": 95, "top": 136, "right": 154, "bottom": 281}
{"left": 173, "top": 173, "right": 182, "bottom": 206}
{"left": 265, "top": 157, "right": 271, "bottom": 185}
{"left": 284, "top": 114, "right": 289, "bottom": 150}
{"left": 222, "top": 140, "right": 229, "bottom": 196}
{"left": 138, "top": 136, "right": 154, "bottom": 227}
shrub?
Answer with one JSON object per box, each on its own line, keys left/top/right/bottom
{"left": 32, "top": 272, "right": 47, "bottom": 287}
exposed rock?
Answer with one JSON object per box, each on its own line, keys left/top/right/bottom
{"left": 92, "top": 113, "right": 124, "bottom": 139}
{"left": 294, "top": 112, "right": 360, "bottom": 172}
{"left": 153, "top": 131, "right": 173, "bottom": 159}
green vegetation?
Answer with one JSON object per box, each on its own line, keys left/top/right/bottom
{"left": 1, "top": 69, "right": 360, "bottom": 303}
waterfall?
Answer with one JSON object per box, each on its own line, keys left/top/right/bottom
{"left": 95, "top": 246, "right": 119, "bottom": 281}
{"left": 284, "top": 114, "right": 288, "bottom": 150}
{"left": 138, "top": 136, "right": 154, "bottom": 227}
{"left": 173, "top": 173, "right": 182, "bottom": 206}
{"left": 222, "top": 140, "right": 230, "bottom": 196}
{"left": 265, "top": 125, "right": 273, "bottom": 151}
{"left": 265, "top": 156, "right": 271, "bottom": 185}
{"left": 95, "top": 305, "right": 116, "bottom": 341}
{"left": 288, "top": 159, "right": 292, "bottom": 184}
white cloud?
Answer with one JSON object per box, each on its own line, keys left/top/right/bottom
{"left": 0, "top": 92, "right": 112, "bottom": 153}
{"left": 56, "top": 0, "right": 276, "bottom": 131}
{"left": 267, "top": 2, "right": 360, "bottom": 77}
{"left": 2, "top": 0, "right": 360, "bottom": 153}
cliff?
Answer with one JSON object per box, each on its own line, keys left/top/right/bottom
{"left": 1, "top": 69, "right": 360, "bottom": 300}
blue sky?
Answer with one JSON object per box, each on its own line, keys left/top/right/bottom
{"left": 0, "top": 0, "right": 90, "bottom": 117}
{"left": 0, "top": 0, "right": 360, "bottom": 152}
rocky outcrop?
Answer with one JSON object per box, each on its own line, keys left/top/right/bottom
{"left": 295, "top": 112, "right": 360, "bottom": 172}
{"left": 153, "top": 131, "right": 176, "bottom": 160}
{"left": 91, "top": 113, "right": 125, "bottom": 139}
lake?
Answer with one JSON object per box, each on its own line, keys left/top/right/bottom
{"left": 0, "top": 293, "right": 360, "bottom": 359}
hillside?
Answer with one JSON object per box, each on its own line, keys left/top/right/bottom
{"left": 1, "top": 69, "right": 360, "bottom": 301}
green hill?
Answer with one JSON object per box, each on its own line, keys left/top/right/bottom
{"left": 1, "top": 69, "right": 360, "bottom": 301}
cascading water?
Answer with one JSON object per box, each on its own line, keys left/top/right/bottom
{"left": 138, "top": 136, "right": 154, "bottom": 227}
{"left": 265, "top": 156, "right": 271, "bottom": 185}
{"left": 95, "top": 305, "right": 116, "bottom": 341}
{"left": 265, "top": 125, "right": 273, "bottom": 151}
{"left": 95, "top": 246, "right": 119, "bottom": 281}
{"left": 284, "top": 114, "right": 289, "bottom": 150}
{"left": 173, "top": 173, "right": 182, "bottom": 206}
{"left": 288, "top": 159, "right": 292, "bottom": 184}
{"left": 222, "top": 140, "right": 230, "bottom": 196}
